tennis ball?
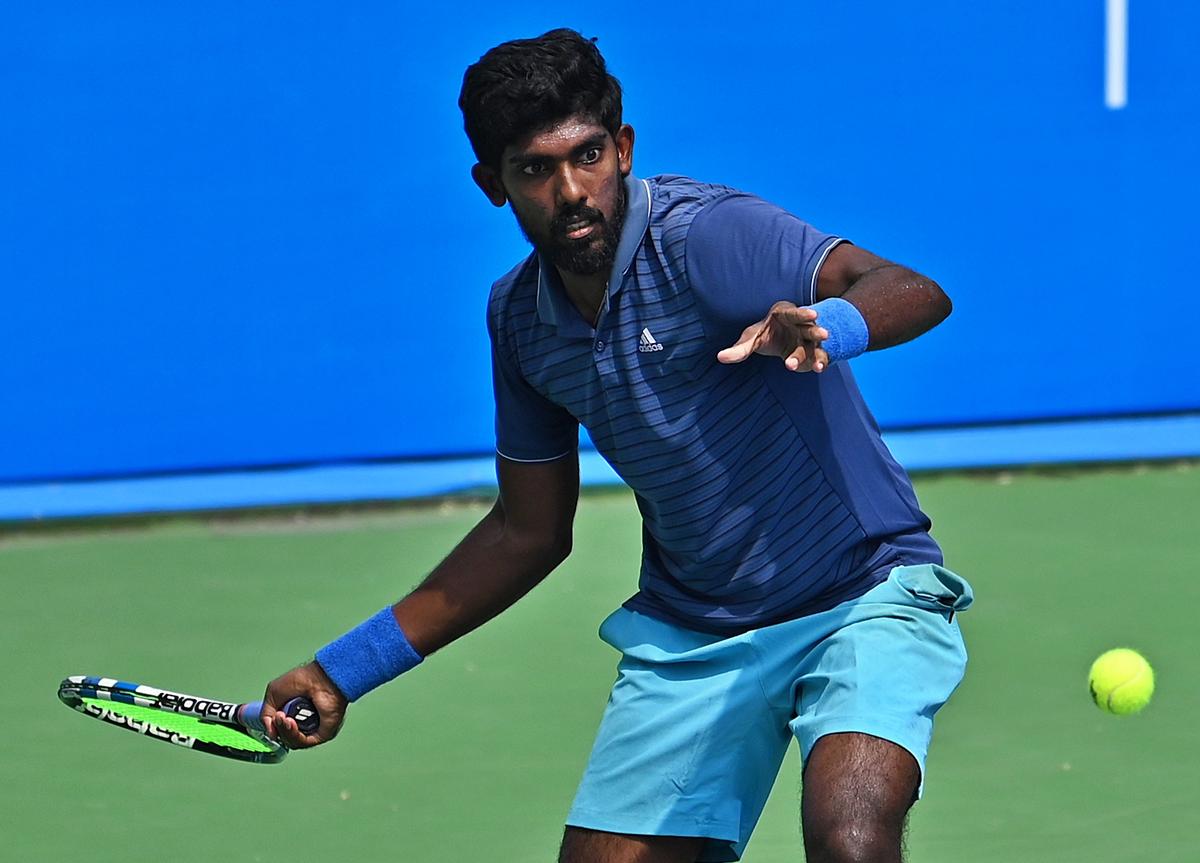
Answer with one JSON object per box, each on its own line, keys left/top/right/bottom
{"left": 1088, "top": 648, "right": 1154, "bottom": 715}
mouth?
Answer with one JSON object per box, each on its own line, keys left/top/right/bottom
{"left": 561, "top": 219, "right": 598, "bottom": 241}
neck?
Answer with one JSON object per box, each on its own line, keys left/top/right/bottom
{"left": 559, "top": 268, "right": 609, "bottom": 325}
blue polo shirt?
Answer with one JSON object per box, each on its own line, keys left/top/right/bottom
{"left": 487, "top": 173, "right": 941, "bottom": 635}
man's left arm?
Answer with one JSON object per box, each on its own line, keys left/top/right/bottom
{"left": 817, "top": 243, "right": 952, "bottom": 350}
{"left": 717, "top": 243, "right": 951, "bottom": 372}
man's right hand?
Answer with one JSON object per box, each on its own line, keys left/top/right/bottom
{"left": 262, "top": 660, "right": 348, "bottom": 749}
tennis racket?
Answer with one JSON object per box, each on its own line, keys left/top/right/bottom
{"left": 57, "top": 675, "right": 319, "bottom": 764}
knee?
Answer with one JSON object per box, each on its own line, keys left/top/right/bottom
{"left": 804, "top": 816, "right": 901, "bottom": 863}
{"left": 558, "top": 826, "right": 704, "bottom": 863}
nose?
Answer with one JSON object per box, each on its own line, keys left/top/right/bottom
{"left": 555, "top": 163, "right": 587, "bottom": 208}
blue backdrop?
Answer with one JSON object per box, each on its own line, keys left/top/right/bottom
{"left": 3, "top": 3, "right": 1197, "bottom": 484}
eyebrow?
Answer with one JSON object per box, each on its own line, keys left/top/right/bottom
{"left": 508, "top": 133, "right": 609, "bottom": 166}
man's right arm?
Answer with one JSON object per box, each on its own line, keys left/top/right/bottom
{"left": 263, "top": 453, "right": 580, "bottom": 747}
{"left": 394, "top": 452, "right": 579, "bottom": 655}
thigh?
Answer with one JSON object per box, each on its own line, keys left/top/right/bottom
{"left": 787, "top": 564, "right": 971, "bottom": 796}
{"left": 800, "top": 733, "right": 918, "bottom": 863}
{"left": 566, "top": 610, "right": 793, "bottom": 862}
{"left": 559, "top": 826, "right": 705, "bottom": 863}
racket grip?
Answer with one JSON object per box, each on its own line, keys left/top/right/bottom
{"left": 283, "top": 697, "right": 320, "bottom": 734}
{"left": 240, "top": 698, "right": 320, "bottom": 735}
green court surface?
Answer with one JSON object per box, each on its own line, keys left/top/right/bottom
{"left": 3, "top": 464, "right": 1198, "bottom": 862}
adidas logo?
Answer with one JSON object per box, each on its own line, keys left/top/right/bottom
{"left": 638, "top": 327, "right": 664, "bottom": 353}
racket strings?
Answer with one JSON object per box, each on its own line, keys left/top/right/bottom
{"left": 79, "top": 697, "right": 275, "bottom": 754}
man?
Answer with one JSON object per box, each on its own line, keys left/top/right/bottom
{"left": 263, "top": 28, "right": 972, "bottom": 863}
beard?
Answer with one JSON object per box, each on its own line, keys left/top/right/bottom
{"left": 513, "top": 176, "right": 627, "bottom": 276}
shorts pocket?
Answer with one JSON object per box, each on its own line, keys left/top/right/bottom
{"left": 892, "top": 564, "right": 974, "bottom": 616}
{"left": 598, "top": 608, "right": 630, "bottom": 648}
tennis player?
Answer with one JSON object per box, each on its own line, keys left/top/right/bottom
{"left": 263, "top": 29, "right": 972, "bottom": 863}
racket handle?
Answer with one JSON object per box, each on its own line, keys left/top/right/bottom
{"left": 283, "top": 697, "right": 320, "bottom": 734}
{"left": 240, "top": 698, "right": 320, "bottom": 735}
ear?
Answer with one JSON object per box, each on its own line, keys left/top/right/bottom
{"left": 471, "top": 163, "right": 508, "bottom": 207}
{"left": 615, "top": 124, "right": 635, "bottom": 177}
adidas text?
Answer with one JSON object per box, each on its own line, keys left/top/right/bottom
{"left": 638, "top": 328, "right": 664, "bottom": 353}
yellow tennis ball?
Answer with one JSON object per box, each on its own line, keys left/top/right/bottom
{"left": 1088, "top": 648, "right": 1154, "bottom": 715}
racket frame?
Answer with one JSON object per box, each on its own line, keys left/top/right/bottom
{"left": 58, "top": 676, "right": 288, "bottom": 764}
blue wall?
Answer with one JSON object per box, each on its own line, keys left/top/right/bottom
{"left": 3, "top": 3, "right": 1197, "bottom": 484}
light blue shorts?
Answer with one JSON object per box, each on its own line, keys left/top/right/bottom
{"left": 565, "top": 564, "right": 972, "bottom": 862}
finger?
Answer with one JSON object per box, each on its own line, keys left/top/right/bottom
{"left": 274, "top": 712, "right": 309, "bottom": 749}
{"left": 775, "top": 310, "right": 827, "bottom": 343}
{"left": 792, "top": 342, "right": 830, "bottom": 373}
{"left": 716, "top": 343, "right": 751, "bottom": 364}
{"left": 720, "top": 322, "right": 767, "bottom": 356}
{"left": 261, "top": 691, "right": 283, "bottom": 737}
{"left": 773, "top": 305, "right": 819, "bottom": 325}
{"left": 285, "top": 714, "right": 317, "bottom": 749}
{"left": 717, "top": 323, "right": 767, "bottom": 364}
{"left": 784, "top": 344, "right": 809, "bottom": 372}
{"left": 812, "top": 345, "right": 830, "bottom": 373}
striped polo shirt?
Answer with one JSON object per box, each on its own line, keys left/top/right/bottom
{"left": 487, "top": 173, "right": 941, "bottom": 635}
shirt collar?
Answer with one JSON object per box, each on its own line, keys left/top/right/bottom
{"left": 535, "top": 173, "right": 651, "bottom": 329}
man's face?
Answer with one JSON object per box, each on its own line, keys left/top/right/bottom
{"left": 493, "top": 117, "right": 632, "bottom": 276}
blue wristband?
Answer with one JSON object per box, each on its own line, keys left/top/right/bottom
{"left": 315, "top": 607, "right": 423, "bottom": 702}
{"left": 809, "top": 297, "right": 869, "bottom": 363}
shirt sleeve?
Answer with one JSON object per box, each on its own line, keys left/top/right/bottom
{"left": 684, "top": 193, "right": 846, "bottom": 327}
{"left": 489, "top": 323, "right": 578, "bottom": 463}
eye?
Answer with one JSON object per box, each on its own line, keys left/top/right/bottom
{"left": 521, "top": 162, "right": 546, "bottom": 176}
{"left": 580, "top": 147, "right": 601, "bottom": 164}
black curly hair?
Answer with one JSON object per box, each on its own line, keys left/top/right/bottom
{"left": 459, "top": 28, "right": 623, "bottom": 169}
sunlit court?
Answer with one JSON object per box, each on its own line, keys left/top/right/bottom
{"left": 3, "top": 4, "right": 1198, "bottom": 862}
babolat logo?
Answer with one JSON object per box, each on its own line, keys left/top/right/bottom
{"left": 158, "top": 692, "right": 236, "bottom": 722}
{"left": 84, "top": 702, "right": 196, "bottom": 747}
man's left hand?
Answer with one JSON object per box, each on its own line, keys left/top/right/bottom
{"left": 716, "top": 301, "right": 830, "bottom": 372}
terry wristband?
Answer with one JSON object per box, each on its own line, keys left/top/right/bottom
{"left": 315, "top": 607, "right": 424, "bottom": 702}
{"left": 809, "top": 297, "right": 869, "bottom": 363}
